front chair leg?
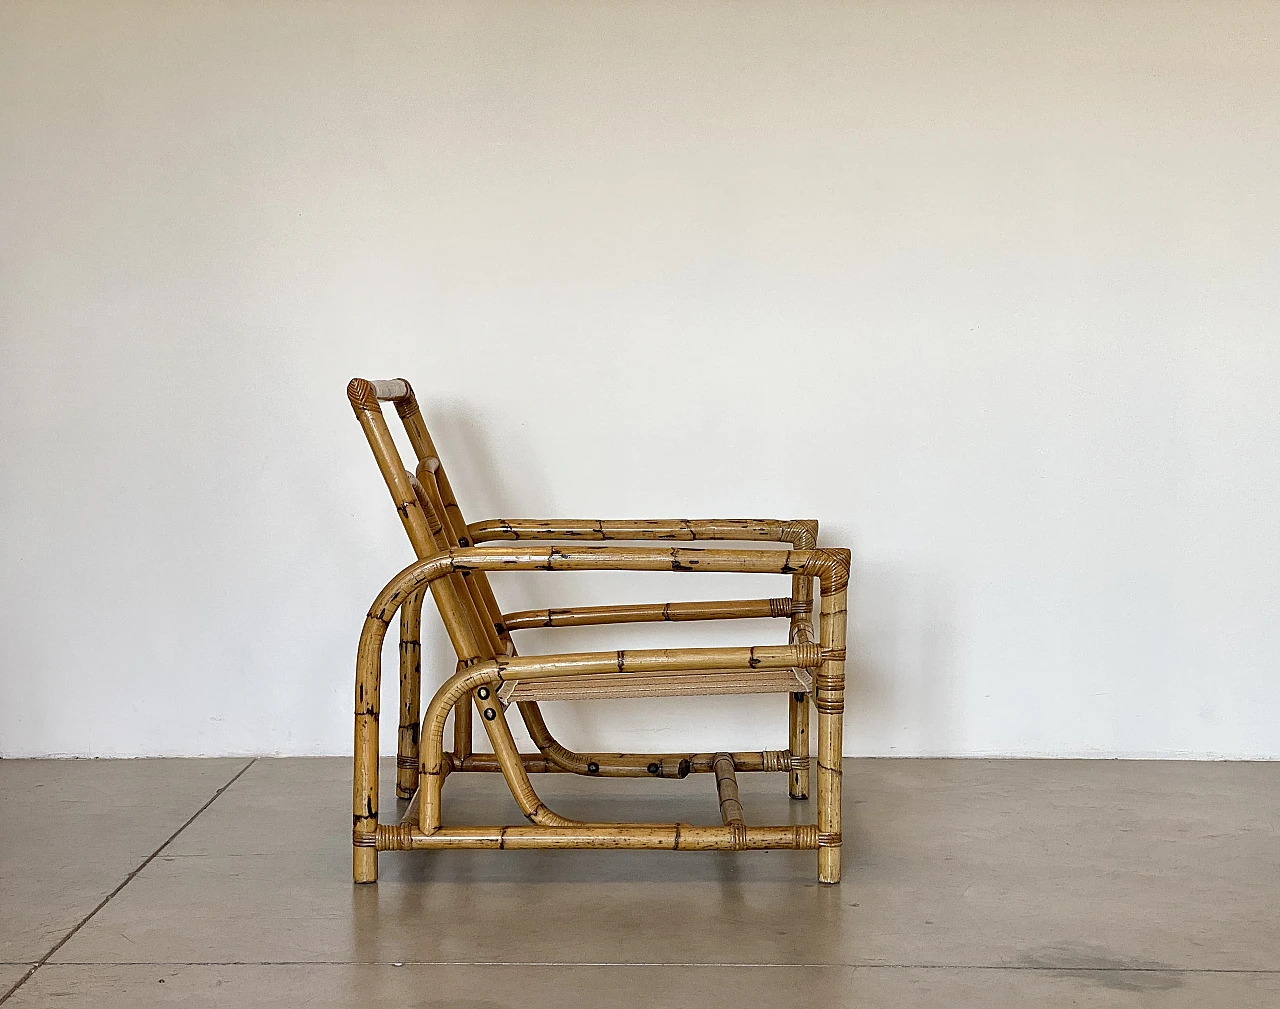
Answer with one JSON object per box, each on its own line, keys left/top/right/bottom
{"left": 354, "top": 613, "right": 386, "bottom": 883}
{"left": 816, "top": 577, "right": 848, "bottom": 884}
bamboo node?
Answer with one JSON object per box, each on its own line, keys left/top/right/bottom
{"left": 817, "top": 831, "right": 842, "bottom": 848}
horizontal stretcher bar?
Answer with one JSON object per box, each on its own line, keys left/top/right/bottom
{"left": 468, "top": 518, "right": 817, "bottom": 544}
{"left": 442, "top": 749, "right": 801, "bottom": 776}
{"left": 367, "top": 822, "right": 824, "bottom": 851}
{"left": 501, "top": 596, "right": 797, "bottom": 630}
{"left": 498, "top": 666, "right": 813, "bottom": 702}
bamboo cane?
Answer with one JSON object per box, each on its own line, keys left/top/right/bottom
{"left": 786, "top": 521, "right": 816, "bottom": 799}
{"left": 712, "top": 753, "right": 745, "bottom": 827}
{"left": 815, "top": 554, "right": 849, "bottom": 883}
{"left": 502, "top": 597, "right": 791, "bottom": 630}
{"left": 444, "top": 750, "right": 794, "bottom": 775}
{"left": 396, "top": 588, "right": 424, "bottom": 799}
{"left": 376, "top": 823, "right": 819, "bottom": 851}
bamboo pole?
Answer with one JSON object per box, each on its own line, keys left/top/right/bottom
{"left": 469, "top": 518, "right": 813, "bottom": 544}
{"left": 502, "top": 597, "right": 791, "bottom": 629}
{"left": 368, "top": 546, "right": 839, "bottom": 605}
{"left": 787, "top": 521, "right": 816, "bottom": 800}
{"left": 815, "top": 552, "right": 850, "bottom": 884}
{"left": 379, "top": 823, "right": 819, "bottom": 851}
{"left": 494, "top": 642, "right": 819, "bottom": 680}
{"left": 444, "top": 750, "right": 792, "bottom": 775}
{"left": 396, "top": 588, "right": 424, "bottom": 799}
{"left": 712, "top": 753, "right": 745, "bottom": 827}
{"left": 501, "top": 667, "right": 808, "bottom": 703}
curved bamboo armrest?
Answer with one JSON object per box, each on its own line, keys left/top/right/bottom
{"left": 467, "top": 518, "right": 818, "bottom": 547}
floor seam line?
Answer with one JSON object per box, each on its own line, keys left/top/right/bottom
{"left": 27, "top": 962, "right": 1280, "bottom": 974}
{"left": 0, "top": 758, "right": 258, "bottom": 1005}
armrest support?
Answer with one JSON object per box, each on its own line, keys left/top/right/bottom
{"left": 363, "top": 544, "right": 848, "bottom": 627}
{"left": 501, "top": 597, "right": 794, "bottom": 631}
{"left": 467, "top": 518, "right": 818, "bottom": 548}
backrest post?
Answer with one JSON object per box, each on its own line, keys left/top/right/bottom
{"left": 347, "top": 379, "right": 437, "bottom": 558}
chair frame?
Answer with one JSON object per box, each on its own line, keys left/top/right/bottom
{"left": 348, "top": 377, "right": 849, "bottom": 883}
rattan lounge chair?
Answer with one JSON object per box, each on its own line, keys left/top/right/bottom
{"left": 348, "top": 378, "right": 849, "bottom": 883}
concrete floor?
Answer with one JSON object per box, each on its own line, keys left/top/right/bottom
{"left": 0, "top": 758, "right": 1277, "bottom": 1007}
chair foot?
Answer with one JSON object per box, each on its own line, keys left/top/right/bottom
{"left": 353, "top": 846, "right": 378, "bottom": 883}
{"left": 817, "top": 846, "right": 840, "bottom": 883}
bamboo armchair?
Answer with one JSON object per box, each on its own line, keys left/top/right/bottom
{"left": 348, "top": 378, "right": 849, "bottom": 883}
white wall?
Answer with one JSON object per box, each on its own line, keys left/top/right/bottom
{"left": 2, "top": 1, "right": 1278, "bottom": 759}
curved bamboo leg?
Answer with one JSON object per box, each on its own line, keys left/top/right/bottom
{"left": 418, "top": 663, "right": 581, "bottom": 834}
{"left": 353, "top": 615, "right": 384, "bottom": 883}
{"left": 453, "top": 686, "right": 473, "bottom": 765}
{"left": 816, "top": 579, "right": 847, "bottom": 884}
{"left": 396, "top": 589, "right": 425, "bottom": 799}
{"left": 517, "top": 699, "right": 605, "bottom": 774}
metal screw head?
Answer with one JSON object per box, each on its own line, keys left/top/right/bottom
{"left": 587, "top": 761, "right": 600, "bottom": 774}
{"left": 483, "top": 708, "right": 497, "bottom": 721}
{"left": 647, "top": 762, "right": 660, "bottom": 774}
{"left": 477, "top": 686, "right": 490, "bottom": 700}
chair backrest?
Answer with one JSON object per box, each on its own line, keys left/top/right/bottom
{"left": 347, "top": 377, "right": 509, "bottom": 665}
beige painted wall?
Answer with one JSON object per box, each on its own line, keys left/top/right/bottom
{"left": 2, "top": 1, "right": 1277, "bottom": 757}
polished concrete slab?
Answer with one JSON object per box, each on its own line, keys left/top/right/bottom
{"left": 7, "top": 964, "right": 1280, "bottom": 1009}
{"left": 0, "top": 758, "right": 251, "bottom": 963}
{"left": 2, "top": 757, "right": 1277, "bottom": 1006}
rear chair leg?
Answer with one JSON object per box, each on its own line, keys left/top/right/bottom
{"left": 788, "top": 691, "right": 810, "bottom": 798}
{"left": 786, "top": 541, "right": 815, "bottom": 801}
{"left": 396, "top": 589, "right": 425, "bottom": 799}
